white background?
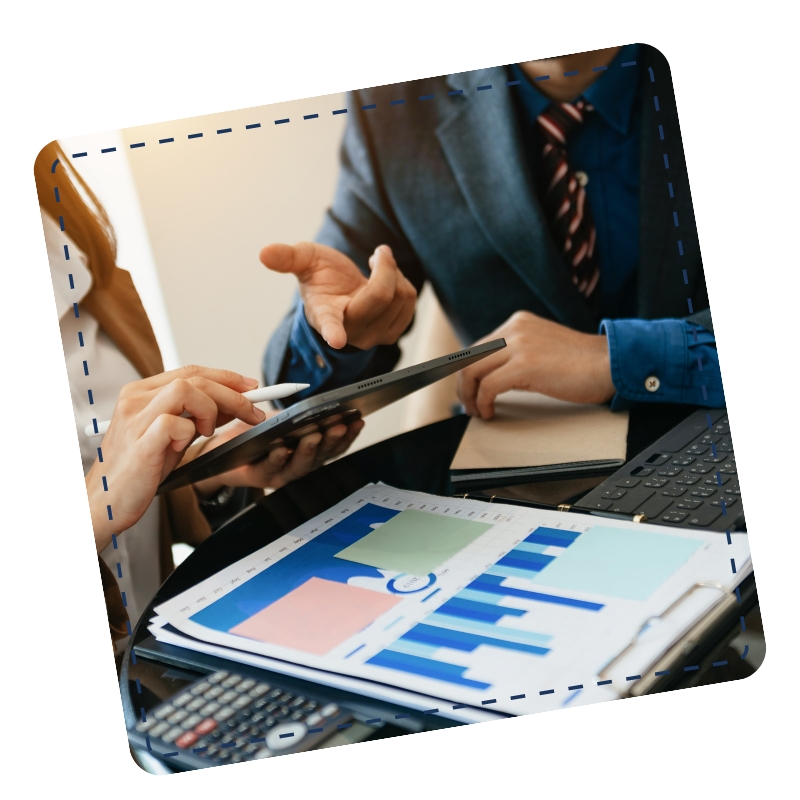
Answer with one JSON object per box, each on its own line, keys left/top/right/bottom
{"left": 2, "top": 0, "right": 794, "bottom": 796}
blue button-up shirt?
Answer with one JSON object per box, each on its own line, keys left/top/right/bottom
{"left": 281, "top": 45, "right": 723, "bottom": 409}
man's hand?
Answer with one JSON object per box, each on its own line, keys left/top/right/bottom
{"left": 458, "top": 311, "right": 616, "bottom": 419}
{"left": 259, "top": 242, "right": 417, "bottom": 350}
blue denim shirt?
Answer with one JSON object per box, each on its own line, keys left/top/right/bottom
{"left": 282, "top": 44, "right": 723, "bottom": 408}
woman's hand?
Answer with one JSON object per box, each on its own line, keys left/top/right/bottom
{"left": 192, "top": 415, "right": 365, "bottom": 495}
{"left": 86, "top": 365, "right": 268, "bottom": 553}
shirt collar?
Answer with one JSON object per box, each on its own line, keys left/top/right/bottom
{"left": 511, "top": 42, "right": 641, "bottom": 135}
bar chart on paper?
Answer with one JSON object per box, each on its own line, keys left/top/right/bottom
{"left": 158, "top": 484, "right": 744, "bottom": 716}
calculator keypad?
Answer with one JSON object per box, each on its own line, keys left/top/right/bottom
{"left": 135, "top": 672, "right": 351, "bottom": 766}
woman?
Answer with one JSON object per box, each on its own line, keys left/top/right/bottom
{"left": 35, "top": 142, "right": 363, "bottom": 654}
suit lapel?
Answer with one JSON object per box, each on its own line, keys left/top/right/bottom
{"left": 435, "top": 67, "right": 598, "bottom": 332}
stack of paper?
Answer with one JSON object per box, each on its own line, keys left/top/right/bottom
{"left": 151, "top": 484, "right": 751, "bottom": 720}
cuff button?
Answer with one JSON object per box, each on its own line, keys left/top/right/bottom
{"left": 315, "top": 354, "right": 326, "bottom": 369}
{"left": 645, "top": 375, "right": 661, "bottom": 392}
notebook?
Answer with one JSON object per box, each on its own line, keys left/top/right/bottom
{"left": 449, "top": 391, "right": 629, "bottom": 491}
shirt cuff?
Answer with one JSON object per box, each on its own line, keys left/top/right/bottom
{"left": 600, "top": 318, "right": 724, "bottom": 409}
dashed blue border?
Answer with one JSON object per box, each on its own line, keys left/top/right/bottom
{"left": 52, "top": 55, "right": 751, "bottom": 766}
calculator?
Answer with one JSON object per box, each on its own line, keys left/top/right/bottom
{"left": 129, "top": 667, "right": 353, "bottom": 768}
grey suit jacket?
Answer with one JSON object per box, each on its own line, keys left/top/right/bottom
{"left": 264, "top": 45, "right": 711, "bottom": 389}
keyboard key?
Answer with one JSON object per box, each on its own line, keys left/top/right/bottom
{"left": 675, "top": 499, "right": 703, "bottom": 510}
{"left": 267, "top": 689, "right": 284, "bottom": 700}
{"left": 600, "top": 489, "right": 626, "bottom": 499}
{"left": 214, "top": 707, "right": 236, "bottom": 722}
{"left": 703, "top": 455, "right": 726, "bottom": 464}
{"left": 661, "top": 512, "right": 688, "bottom": 523}
{"left": 231, "top": 696, "right": 252, "bottom": 710}
{"left": 203, "top": 687, "right": 224, "bottom": 700}
{"left": 172, "top": 693, "right": 193, "bottom": 708}
{"left": 685, "top": 445, "right": 709, "bottom": 455}
{"left": 305, "top": 712, "right": 324, "bottom": 727}
{"left": 135, "top": 718, "right": 158, "bottom": 733}
{"left": 614, "top": 477, "right": 641, "bottom": 488}
{"left": 190, "top": 682, "right": 211, "bottom": 696}
{"left": 630, "top": 466, "right": 655, "bottom": 476}
{"left": 320, "top": 704, "right": 340, "bottom": 718}
{"left": 724, "top": 486, "right": 741, "bottom": 496}
{"left": 691, "top": 487, "right": 716, "bottom": 498}
{"left": 609, "top": 488, "right": 655, "bottom": 514}
{"left": 166, "top": 710, "right": 188, "bottom": 725}
{"left": 643, "top": 478, "right": 668, "bottom": 488}
{"left": 672, "top": 456, "right": 695, "bottom": 466}
{"left": 643, "top": 453, "right": 671, "bottom": 466}
{"left": 220, "top": 675, "right": 243, "bottom": 689}
{"left": 687, "top": 506, "right": 723, "bottom": 526}
{"left": 185, "top": 697, "right": 206, "bottom": 712}
{"left": 661, "top": 486, "right": 687, "bottom": 497}
{"left": 657, "top": 466, "right": 683, "bottom": 477}
{"left": 710, "top": 497, "right": 739, "bottom": 508}
{"left": 266, "top": 722, "right": 307, "bottom": 751}
{"left": 291, "top": 710, "right": 305, "bottom": 722}
{"left": 207, "top": 671, "right": 229, "bottom": 685}
{"left": 194, "top": 718, "right": 217, "bottom": 736}
{"left": 718, "top": 439, "right": 734, "bottom": 453}
{"left": 199, "top": 702, "right": 220, "bottom": 716}
{"left": 149, "top": 721, "right": 170, "bottom": 738}
{"left": 237, "top": 679, "right": 257, "bottom": 693}
{"left": 697, "top": 434, "right": 721, "bottom": 445}
{"left": 719, "top": 465, "right": 737, "bottom": 475}
{"left": 176, "top": 731, "right": 198, "bottom": 749}
{"left": 638, "top": 495, "right": 674, "bottom": 519}
{"left": 181, "top": 714, "right": 203, "bottom": 730}
{"left": 219, "top": 691, "right": 239, "bottom": 704}
{"left": 689, "top": 464, "right": 713, "bottom": 474}
{"left": 582, "top": 499, "right": 612, "bottom": 510}
{"left": 249, "top": 683, "right": 272, "bottom": 699}
{"left": 289, "top": 696, "right": 307, "bottom": 708}
{"left": 162, "top": 726, "right": 184, "bottom": 744}
{"left": 704, "top": 474, "right": 731, "bottom": 486}
{"left": 153, "top": 705, "right": 175, "bottom": 720}
{"left": 675, "top": 475, "right": 701, "bottom": 485}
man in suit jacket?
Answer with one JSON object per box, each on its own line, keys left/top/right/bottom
{"left": 261, "top": 43, "right": 723, "bottom": 418}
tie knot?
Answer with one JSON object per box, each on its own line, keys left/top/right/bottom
{"left": 537, "top": 100, "right": 593, "bottom": 146}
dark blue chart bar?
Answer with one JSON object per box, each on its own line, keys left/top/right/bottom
{"left": 437, "top": 596, "right": 526, "bottom": 624}
{"left": 468, "top": 575, "right": 604, "bottom": 612}
{"left": 401, "top": 623, "right": 550, "bottom": 656}
{"left": 496, "top": 549, "right": 555, "bottom": 573}
{"left": 524, "top": 527, "right": 581, "bottom": 548}
{"left": 367, "top": 649, "right": 491, "bottom": 690}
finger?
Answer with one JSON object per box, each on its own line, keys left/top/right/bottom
{"left": 458, "top": 349, "right": 510, "bottom": 417}
{"left": 259, "top": 242, "right": 303, "bottom": 275}
{"left": 140, "top": 378, "right": 266, "bottom": 438}
{"left": 314, "top": 305, "right": 348, "bottom": 350}
{"left": 381, "top": 282, "right": 418, "bottom": 344}
{"left": 132, "top": 365, "right": 259, "bottom": 394}
{"left": 345, "top": 245, "right": 400, "bottom": 327}
{"left": 271, "top": 432, "right": 324, "bottom": 488}
{"left": 324, "top": 418, "right": 364, "bottom": 460}
{"left": 139, "top": 414, "right": 198, "bottom": 461}
{"left": 315, "top": 423, "right": 348, "bottom": 462}
{"left": 475, "top": 365, "right": 520, "bottom": 420}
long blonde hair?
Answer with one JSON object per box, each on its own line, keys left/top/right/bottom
{"left": 34, "top": 141, "right": 117, "bottom": 288}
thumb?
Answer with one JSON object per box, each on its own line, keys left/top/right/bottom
{"left": 259, "top": 243, "right": 308, "bottom": 275}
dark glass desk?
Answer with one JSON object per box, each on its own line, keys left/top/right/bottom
{"left": 121, "top": 409, "right": 757, "bottom": 772}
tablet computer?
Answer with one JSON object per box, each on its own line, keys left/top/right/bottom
{"left": 157, "top": 338, "right": 506, "bottom": 494}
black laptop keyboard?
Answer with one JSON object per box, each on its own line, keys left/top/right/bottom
{"left": 574, "top": 409, "right": 743, "bottom": 532}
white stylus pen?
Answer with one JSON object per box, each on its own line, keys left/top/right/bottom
{"left": 83, "top": 382, "right": 310, "bottom": 438}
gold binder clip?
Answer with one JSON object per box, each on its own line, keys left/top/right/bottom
{"left": 632, "top": 513, "right": 648, "bottom": 523}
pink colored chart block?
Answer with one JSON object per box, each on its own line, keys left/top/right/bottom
{"left": 229, "top": 577, "right": 401, "bottom": 655}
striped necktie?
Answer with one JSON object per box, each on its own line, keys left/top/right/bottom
{"left": 536, "top": 99, "right": 599, "bottom": 299}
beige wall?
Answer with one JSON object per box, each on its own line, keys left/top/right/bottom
{"left": 121, "top": 94, "right": 459, "bottom": 452}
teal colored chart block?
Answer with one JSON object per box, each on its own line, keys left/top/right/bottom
{"left": 531, "top": 526, "right": 703, "bottom": 602}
